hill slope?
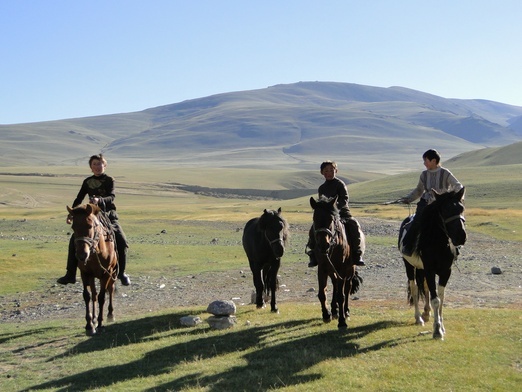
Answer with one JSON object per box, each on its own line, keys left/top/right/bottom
{"left": 2, "top": 82, "right": 521, "bottom": 173}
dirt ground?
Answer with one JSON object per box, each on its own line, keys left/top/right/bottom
{"left": 1, "top": 217, "right": 520, "bottom": 323}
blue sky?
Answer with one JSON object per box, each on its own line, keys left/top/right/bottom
{"left": 1, "top": 0, "right": 521, "bottom": 124}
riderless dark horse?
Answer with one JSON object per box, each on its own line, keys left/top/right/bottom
{"left": 310, "top": 196, "right": 362, "bottom": 329}
{"left": 243, "top": 208, "right": 289, "bottom": 313}
{"left": 398, "top": 188, "right": 466, "bottom": 339}
{"left": 67, "top": 204, "right": 118, "bottom": 335}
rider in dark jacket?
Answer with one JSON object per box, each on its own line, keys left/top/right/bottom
{"left": 307, "top": 160, "right": 366, "bottom": 267}
{"left": 57, "top": 154, "right": 130, "bottom": 286}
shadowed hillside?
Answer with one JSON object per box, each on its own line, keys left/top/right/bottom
{"left": 2, "top": 82, "right": 521, "bottom": 174}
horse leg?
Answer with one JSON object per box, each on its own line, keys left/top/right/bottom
{"left": 106, "top": 278, "right": 115, "bottom": 322}
{"left": 269, "top": 268, "right": 279, "bottom": 313}
{"left": 344, "top": 279, "right": 351, "bottom": 320}
{"left": 97, "top": 283, "right": 106, "bottom": 332}
{"left": 90, "top": 279, "right": 99, "bottom": 333}
{"left": 252, "top": 269, "right": 265, "bottom": 309}
{"left": 422, "top": 278, "right": 431, "bottom": 322}
{"left": 438, "top": 285, "right": 446, "bottom": 335}
{"left": 82, "top": 282, "right": 96, "bottom": 336}
{"left": 318, "top": 269, "right": 331, "bottom": 323}
{"left": 330, "top": 277, "right": 339, "bottom": 320}
{"left": 426, "top": 269, "right": 444, "bottom": 340}
{"left": 336, "top": 278, "right": 348, "bottom": 329}
{"left": 409, "top": 279, "right": 424, "bottom": 325}
{"left": 404, "top": 260, "right": 423, "bottom": 325}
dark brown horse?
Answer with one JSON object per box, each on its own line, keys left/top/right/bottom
{"left": 399, "top": 188, "right": 466, "bottom": 339}
{"left": 67, "top": 204, "right": 118, "bottom": 335}
{"left": 310, "top": 196, "right": 362, "bottom": 329}
{"left": 243, "top": 208, "right": 289, "bottom": 313}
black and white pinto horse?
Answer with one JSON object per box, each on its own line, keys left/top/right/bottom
{"left": 399, "top": 188, "right": 466, "bottom": 339}
{"left": 242, "top": 208, "right": 289, "bottom": 313}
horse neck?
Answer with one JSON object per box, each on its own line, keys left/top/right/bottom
{"left": 418, "top": 208, "right": 449, "bottom": 248}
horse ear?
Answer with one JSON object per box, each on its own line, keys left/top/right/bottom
{"left": 277, "top": 207, "right": 282, "bottom": 215}
{"left": 67, "top": 206, "right": 73, "bottom": 214}
{"left": 310, "top": 197, "right": 316, "bottom": 209}
{"left": 86, "top": 204, "right": 93, "bottom": 214}
{"left": 329, "top": 196, "right": 338, "bottom": 206}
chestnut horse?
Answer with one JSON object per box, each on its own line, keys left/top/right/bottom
{"left": 243, "top": 208, "right": 289, "bottom": 313}
{"left": 399, "top": 188, "right": 466, "bottom": 339}
{"left": 310, "top": 196, "right": 362, "bottom": 329}
{"left": 67, "top": 204, "right": 118, "bottom": 335}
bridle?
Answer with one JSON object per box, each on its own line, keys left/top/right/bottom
{"left": 264, "top": 228, "right": 285, "bottom": 260}
{"left": 74, "top": 218, "right": 101, "bottom": 256}
{"left": 314, "top": 216, "right": 344, "bottom": 254}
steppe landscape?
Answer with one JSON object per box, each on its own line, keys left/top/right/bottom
{"left": 1, "top": 83, "right": 521, "bottom": 391}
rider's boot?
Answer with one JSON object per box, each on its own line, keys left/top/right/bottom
{"left": 346, "top": 218, "right": 366, "bottom": 266}
{"left": 57, "top": 235, "right": 77, "bottom": 284}
{"left": 117, "top": 245, "right": 131, "bottom": 286}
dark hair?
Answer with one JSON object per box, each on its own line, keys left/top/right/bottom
{"left": 320, "top": 160, "right": 338, "bottom": 172}
{"left": 422, "top": 149, "right": 441, "bottom": 164}
{"left": 88, "top": 154, "right": 107, "bottom": 167}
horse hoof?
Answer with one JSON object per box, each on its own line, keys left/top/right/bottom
{"left": 271, "top": 309, "right": 279, "bottom": 314}
{"left": 338, "top": 324, "right": 348, "bottom": 330}
{"left": 86, "top": 329, "right": 97, "bottom": 336}
{"left": 107, "top": 314, "right": 115, "bottom": 323}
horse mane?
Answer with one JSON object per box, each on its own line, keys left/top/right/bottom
{"left": 315, "top": 195, "right": 340, "bottom": 218}
{"left": 415, "top": 190, "right": 460, "bottom": 252}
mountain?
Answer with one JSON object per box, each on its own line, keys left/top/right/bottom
{"left": 2, "top": 82, "right": 522, "bottom": 174}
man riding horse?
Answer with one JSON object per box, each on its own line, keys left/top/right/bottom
{"left": 398, "top": 149, "right": 463, "bottom": 256}
{"left": 306, "top": 160, "right": 366, "bottom": 267}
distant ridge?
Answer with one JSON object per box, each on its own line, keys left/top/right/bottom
{"left": 1, "top": 81, "right": 521, "bottom": 173}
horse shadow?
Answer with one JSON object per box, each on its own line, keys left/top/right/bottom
{"left": 24, "top": 313, "right": 412, "bottom": 392}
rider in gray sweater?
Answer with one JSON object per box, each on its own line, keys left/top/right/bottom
{"left": 399, "top": 149, "right": 463, "bottom": 256}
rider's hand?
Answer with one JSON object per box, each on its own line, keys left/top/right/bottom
{"left": 66, "top": 214, "right": 73, "bottom": 224}
{"left": 89, "top": 196, "right": 99, "bottom": 205}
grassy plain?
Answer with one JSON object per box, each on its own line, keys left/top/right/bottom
{"left": 1, "top": 304, "right": 520, "bottom": 391}
{"left": 0, "top": 162, "right": 521, "bottom": 391}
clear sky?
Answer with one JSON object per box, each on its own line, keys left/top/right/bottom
{"left": 1, "top": 0, "right": 521, "bottom": 124}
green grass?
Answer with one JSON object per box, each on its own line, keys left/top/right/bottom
{"left": 1, "top": 304, "right": 520, "bottom": 391}
{"left": 1, "top": 163, "right": 521, "bottom": 391}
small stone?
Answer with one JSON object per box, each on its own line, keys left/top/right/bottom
{"left": 207, "top": 300, "right": 236, "bottom": 316}
{"left": 491, "top": 266, "right": 502, "bottom": 275}
{"left": 180, "top": 316, "right": 202, "bottom": 327}
{"left": 207, "top": 315, "right": 237, "bottom": 330}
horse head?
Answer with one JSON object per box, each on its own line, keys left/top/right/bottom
{"left": 432, "top": 187, "right": 467, "bottom": 247}
{"left": 67, "top": 203, "right": 101, "bottom": 264}
{"left": 310, "top": 196, "right": 340, "bottom": 254}
{"left": 259, "top": 207, "right": 287, "bottom": 258}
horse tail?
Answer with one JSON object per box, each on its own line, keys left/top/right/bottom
{"left": 349, "top": 271, "right": 363, "bottom": 295}
{"left": 407, "top": 269, "right": 426, "bottom": 305}
{"left": 262, "top": 267, "right": 279, "bottom": 297}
